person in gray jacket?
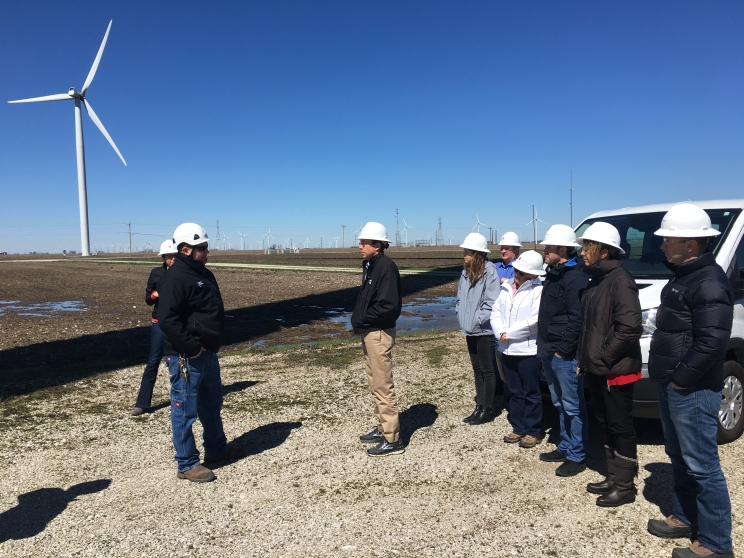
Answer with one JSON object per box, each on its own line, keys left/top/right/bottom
{"left": 456, "top": 233, "right": 501, "bottom": 425}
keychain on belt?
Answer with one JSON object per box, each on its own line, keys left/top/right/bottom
{"left": 178, "top": 355, "right": 190, "bottom": 383}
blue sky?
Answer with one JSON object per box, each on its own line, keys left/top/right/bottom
{"left": 1, "top": 1, "right": 743, "bottom": 253}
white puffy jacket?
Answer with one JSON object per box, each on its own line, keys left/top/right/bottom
{"left": 490, "top": 277, "right": 543, "bottom": 356}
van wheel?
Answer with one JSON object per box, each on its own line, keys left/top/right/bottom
{"left": 718, "top": 360, "right": 744, "bottom": 444}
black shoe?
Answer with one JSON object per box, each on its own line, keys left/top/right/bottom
{"left": 555, "top": 459, "right": 586, "bottom": 477}
{"left": 647, "top": 518, "right": 693, "bottom": 539}
{"left": 204, "top": 445, "right": 245, "bottom": 464}
{"left": 596, "top": 486, "right": 636, "bottom": 507}
{"left": 539, "top": 449, "right": 568, "bottom": 463}
{"left": 469, "top": 409, "right": 495, "bottom": 425}
{"left": 463, "top": 406, "right": 483, "bottom": 424}
{"left": 671, "top": 545, "right": 733, "bottom": 558}
{"left": 367, "top": 439, "right": 405, "bottom": 457}
{"left": 587, "top": 477, "right": 613, "bottom": 495}
{"left": 359, "top": 427, "right": 385, "bottom": 444}
{"left": 131, "top": 407, "right": 147, "bottom": 416}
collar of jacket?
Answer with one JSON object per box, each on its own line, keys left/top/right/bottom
{"left": 501, "top": 276, "right": 541, "bottom": 293}
{"left": 664, "top": 251, "right": 716, "bottom": 278}
{"left": 362, "top": 251, "right": 383, "bottom": 270}
{"left": 546, "top": 257, "right": 581, "bottom": 276}
{"left": 582, "top": 258, "right": 622, "bottom": 278}
{"left": 175, "top": 251, "right": 206, "bottom": 272}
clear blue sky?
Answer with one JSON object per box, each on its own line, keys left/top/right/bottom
{"left": 2, "top": 1, "right": 743, "bottom": 253}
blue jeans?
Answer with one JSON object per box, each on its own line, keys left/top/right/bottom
{"left": 541, "top": 355, "right": 587, "bottom": 462}
{"left": 165, "top": 351, "right": 227, "bottom": 472}
{"left": 657, "top": 383, "right": 732, "bottom": 554}
{"left": 135, "top": 322, "right": 164, "bottom": 409}
{"left": 502, "top": 354, "right": 542, "bottom": 437}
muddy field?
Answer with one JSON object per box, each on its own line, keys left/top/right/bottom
{"left": 0, "top": 258, "right": 458, "bottom": 392}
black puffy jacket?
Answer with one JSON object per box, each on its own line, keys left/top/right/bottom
{"left": 576, "top": 259, "right": 642, "bottom": 376}
{"left": 648, "top": 252, "right": 734, "bottom": 390}
{"left": 157, "top": 253, "right": 225, "bottom": 356}
{"left": 351, "top": 252, "right": 402, "bottom": 332}
{"left": 537, "top": 259, "right": 589, "bottom": 359}
{"left": 145, "top": 265, "right": 166, "bottom": 321}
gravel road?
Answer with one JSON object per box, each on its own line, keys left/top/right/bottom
{"left": 1, "top": 331, "right": 742, "bottom": 557}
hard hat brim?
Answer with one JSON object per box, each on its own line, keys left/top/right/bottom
{"left": 653, "top": 228, "right": 721, "bottom": 238}
{"left": 577, "top": 234, "right": 626, "bottom": 255}
{"left": 459, "top": 242, "right": 490, "bottom": 253}
{"left": 512, "top": 260, "right": 546, "bottom": 276}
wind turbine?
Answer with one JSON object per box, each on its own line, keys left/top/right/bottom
{"left": 472, "top": 214, "right": 487, "bottom": 235}
{"left": 526, "top": 205, "right": 547, "bottom": 246}
{"left": 263, "top": 229, "right": 274, "bottom": 249}
{"left": 402, "top": 219, "right": 413, "bottom": 246}
{"left": 448, "top": 235, "right": 453, "bottom": 245}
{"left": 304, "top": 237, "right": 310, "bottom": 249}
{"left": 9, "top": 21, "right": 126, "bottom": 257}
{"left": 333, "top": 236, "right": 340, "bottom": 248}
{"left": 353, "top": 222, "right": 363, "bottom": 245}
{"left": 237, "top": 231, "right": 248, "bottom": 250}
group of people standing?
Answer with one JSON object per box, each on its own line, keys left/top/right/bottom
{"left": 456, "top": 203, "right": 734, "bottom": 558}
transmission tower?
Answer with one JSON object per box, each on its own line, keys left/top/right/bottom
{"left": 395, "top": 208, "right": 401, "bottom": 247}
{"left": 436, "top": 217, "right": 443, "bottom": 246}
{"left": 216, "top": 220, "right": 220, "bottom": 250}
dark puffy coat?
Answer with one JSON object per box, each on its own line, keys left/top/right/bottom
{"left": 157, "top": 253, "right": 225, "bottom": 356}
{"left": 537, "top": 259, "right": 589, "bottom": 359}
{"left": 576, "top": 259, "right": 642, "bottom": 376}
{"left": 648, "top": 252, "right": 734, "bottom": 390}
{"left": 145, "top": 265, "right": 166, "bottom": 321}
{"left": 351, "top": 252, "right": 402, "bottom": 333}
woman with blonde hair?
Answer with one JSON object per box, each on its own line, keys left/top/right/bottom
{"left": 456, "top": 233, "right": 500, "bottom": 425}
{"left": 490, "top": 250, "right": 545, "bottom": 448}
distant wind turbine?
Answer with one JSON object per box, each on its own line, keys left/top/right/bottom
{"left": 526, "top": 205, "right": 547, "bottom": 245}
{"left": 263, "top": 229, "right": 274, "bottom": 249}
{"left": 333, "top": 235, "right": 340, "bottom": 248}
{"left": 402, "top": 219, "right": 413, "bottom": 246}
{"left": 237, "top": 231, "right": 248, "bottom": 250}
{"left": 472, "top": 214, "right": 487, "bottom": 234}
{"left": 9, "top": 21, "right": 126, "bottom": 257}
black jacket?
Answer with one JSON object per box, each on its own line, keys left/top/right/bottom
{"left": 145, "top": 264, "right": 166, "bottom": 321}
{"left": 648, "top": 252, "right": 734, "bottom": 389}
{"left": 576, "top": 259, "right": 642, "bottom": 376}
{"left": 157, "top": 253, "right": 225, "bottom": 356}
{"left": 351, "top": 252, "right": 402, "bottom": 332}
{"left": 537, "top": 258, "right": 589, "bottom": 359}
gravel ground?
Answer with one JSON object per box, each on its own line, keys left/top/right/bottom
{"left": 1, "top": 331, "right": 742, "bottom": 557}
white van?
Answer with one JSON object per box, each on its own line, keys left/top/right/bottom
{"left": 575, "top": 200, "right": 744, "bottom": 443}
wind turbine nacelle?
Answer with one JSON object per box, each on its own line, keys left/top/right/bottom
{"left": 68, "top": 88, "right": 76, "bottom": 96}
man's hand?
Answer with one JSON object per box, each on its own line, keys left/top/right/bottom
{"left": 670, "top": 381, "right": 684, "bottom": 390}
{"left": 500, "top": 332, "right": 508, "bottom": 342}
{"left": 191, "top": 347, "right": 205, "bottom": 359}
{"left": 500, "top": 277, "right": 508, "bottom": 283}
{"left": 555, "top": 352, "right": 564, "bottom": 359}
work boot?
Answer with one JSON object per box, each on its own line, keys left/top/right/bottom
{"left": 539, "top": 449, "right": 568, "bottom": 462}
{"left": 519, "top": 435, "right": 543, "bottom": 448}
{"left": 647, "top": 515, "right": 694, "bottom": 539}
{"left": 596, "top": 452, "right": 637, "bottom": 507}
{"left": 204, "top": 444, "right": 245, "bottom": 464}
{"left": 131, "top": 407, "right": 147, "bottom": 416}
{"left": 177, "top": 464, "right": 216, "bottom": 483}
{"left": 463, "top": 406, "right": 483, "bottom": 424}
{"left": 671, "top": 541, "right": 734, "bottom": 558}
{"left": 555, "top": 459, "right": 586, "bottom": 477}
{"left": 587, "top": 446, "right": 616, "bottom": 495}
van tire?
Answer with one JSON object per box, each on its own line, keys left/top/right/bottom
{"left": 717, "top": 360, "right": 744, "bottom": 444}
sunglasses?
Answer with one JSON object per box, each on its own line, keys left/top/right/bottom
{"left": 193, "top": 244, "right": 209, "bottom": 252}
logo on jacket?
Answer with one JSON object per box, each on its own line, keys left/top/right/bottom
{"left": 197, "top": 281, "right": 204, "bottom": 287}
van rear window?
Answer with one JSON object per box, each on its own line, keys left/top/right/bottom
{"left": 575, "top": 209, "right": 742, "bottom": 279}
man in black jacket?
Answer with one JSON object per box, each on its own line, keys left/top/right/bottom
{"left": 537, "top": 224, "right": 590, "bottom": 477}
{"left": 646, "top": 204, "right": 734, "bottom": 558}
{"left": 351, "top": 222, "right": 404, "bottom": 457}
{"left": 158, "top": 223, "right": 243, "bottom": 483}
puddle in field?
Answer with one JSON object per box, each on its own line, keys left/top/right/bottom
{"left": 0, "top": 300, "right": 86, "bottom": 317}
{"left": 323, "top": 296, "right": 459, "bottom": 332}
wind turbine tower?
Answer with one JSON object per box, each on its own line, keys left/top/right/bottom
{"left": 9, "top": 21, "right": 126, "bottom": 256}
{"left": 395, "top": 209, "right": 401, "bottom": 248}
{"left": 526, "top": 205, "right": 547, "bottom": 247}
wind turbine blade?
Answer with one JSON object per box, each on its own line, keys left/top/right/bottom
{"left": 83, "top": 99, "right": 127, "bottom": 166}
{"left": 8, "top": 93, "right": 71, "bottom": 103}
{"left": 81, "top": 20, "right": 112, "bottom": 94}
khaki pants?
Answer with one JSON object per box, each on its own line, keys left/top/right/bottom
{"left": 361, "top": 328, "right": 400, "bottom": 443}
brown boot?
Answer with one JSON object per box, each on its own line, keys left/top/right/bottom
{"left": 177, "top": 464, "right": 216, "bottom": 483}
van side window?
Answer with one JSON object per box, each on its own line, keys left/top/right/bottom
{"left": 729, "top": 234, "right": 744, "bottom": 297}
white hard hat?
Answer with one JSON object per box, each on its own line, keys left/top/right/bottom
{"left": 358, "top": 222, "right": 390, "bottom": 243}
{"left": 499, "top": 231, "right": 521, "bottom": 247}
{"left": 460, "top": 232, "right": 490, "bottom": 253}
{"left": 158, "top": 239, "right": 178, "bottom": 256}
{"left": 512, "top": 250, "right": 546, "bottom": 276}
{"left": 173, "top": 223, "right": 209, "bottom": 247}
{"left": 540, "top": 224, "right": 582, "bottom": 247}
{"left": 578, "top": 222, "right": 626, "bottom": 255}
{"left": 654, "top": 203, "right": 721, "bottom": 238}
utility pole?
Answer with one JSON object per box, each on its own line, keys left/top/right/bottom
{"left": 570, "top": 170, "right": 573, "bottom": 227}
{"left": 436, "top": 217, "right": 443, "bottom": 246}
{"left": 341, "top": 224, "right": 346, "bottom": 248}
{"left": 395, "top": 209, "right": 401, "bottom": 248}
{"left": 128, "top": 222, "right": 132, "bottom": 256}
{"left": 320, "top": 237, "right": 322, "bottom": 249}
{"left": 487, "top": 226, "right": 493, "bottom": 244}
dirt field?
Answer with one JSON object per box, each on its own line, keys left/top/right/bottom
{"left": 0, "top": 257, "right": 458, "bottom": 392}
